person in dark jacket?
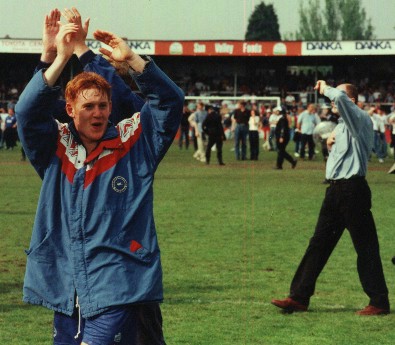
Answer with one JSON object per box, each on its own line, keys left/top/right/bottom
{"left": 202, "top": 104, "right": 225, "bottom": 165}
{"left": 3, "top": 106, "right": 17, "bottom": 150}
{"left": 274, "top": 108, "right": 297, "bottom": 169}
{"left": 179, "top": 103, "right": 191, "bottom": 149}
{"left": 232, "top": 101, "right": 250, "bottom": 160}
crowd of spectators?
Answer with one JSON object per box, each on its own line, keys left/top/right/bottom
{"left": 0, "top": 58, "right": 35, "bottom": 109}
{"left": 181, "top": 97, "right": 395, "bottom": 167}
{"left": 179, "top": 71, "right": 395, "bottom": 116}
{"left": 1, "top": 58, "right": 395, "bottom": 165}
{"left": 1, "top": 59, "right": 395, "bottom": 110}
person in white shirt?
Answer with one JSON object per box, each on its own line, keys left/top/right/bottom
{"left": 285, "top": 92, "right": 295, "bottom": 109}
{"left": 190, "top": 102, "right": 207, "bottom": 162}
{"left": 299, "top": 89, "right": 308, "bottom": 107}
{"left": 268, "top": 107, "right": 281, "bottom": 151}
{"left": 248, "top": 105, "right": 261, "bottom": 160}
{"left": 387, "top": 113, "right": 395, "bottom": 173}
{"left": 358, "top": 93, "right": 366, "bottom": 104}
{"left": 297, "top": 104, "right": 320, "bottom": 160}
{"left": 368, "top": 107, "right": 386, "bottom": 163}
{"left": 378, "top": 110, "right": 388, "bottom": 160}
{"left": 0, "top": 107, "right": 7, "bottom": 148}
{"left": 387, "top": 112, "right": 395, "bottom": 158}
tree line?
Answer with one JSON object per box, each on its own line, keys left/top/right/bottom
{"left": 245, "top": 0, "right": 374, "bottom": 41}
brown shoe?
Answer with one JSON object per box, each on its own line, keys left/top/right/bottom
{"left": 271, "top": 297, "right": 308, "bottom": 312}
{"left": 356, "top": 305, "right": 390, "bottom": 316}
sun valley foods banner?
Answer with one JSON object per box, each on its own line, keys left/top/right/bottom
{"left": 0, "top": 39, "right": 394, "bottom": 56}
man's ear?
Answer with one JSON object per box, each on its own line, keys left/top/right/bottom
{"left": 66, "top": 103, "right": 74, "bottom": 118}
{"left": 109, "top": 101, "right": 112, "bottom": 115}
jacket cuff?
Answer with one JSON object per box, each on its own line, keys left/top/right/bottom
{"left": 79, "top": 50, "right": 96, "bottom": 67}
{"left": 36, "top": 61, "right": 51, "bottom": 71}
{"left": 128, "top": 56, "right": 153, "bottom": 77}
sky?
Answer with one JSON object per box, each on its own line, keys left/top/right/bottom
{"left": 1, "top": 0, "right": 394, "bottom": 41}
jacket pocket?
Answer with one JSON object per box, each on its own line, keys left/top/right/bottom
{"left": 115, "top": 230, "right": 156, "bottom": 264}
{"left": 25, "top": 231, "right": 65, "bottom": 263}
{"left": 128, "top": 240, "right": 153, "bottom": 263}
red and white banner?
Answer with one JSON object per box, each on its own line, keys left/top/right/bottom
{"left": 301, "top": 40, "right": 395, "bottom": 56}
{"left": 154, "top": 41, "right": 301, "bottom": 56}
{"left": 1, "top": 38, "right": 394, "bottom": 56}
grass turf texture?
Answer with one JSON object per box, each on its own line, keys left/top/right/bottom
{"left": 1, "top": 141, "right": 394, "bottom": 344}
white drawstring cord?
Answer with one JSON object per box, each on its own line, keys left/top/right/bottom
{"left": 74, "top": 296, "right": 82, "bottom": 339}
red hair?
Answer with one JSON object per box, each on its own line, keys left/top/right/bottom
{"left": 65, "top": 72, "right": 111, "bottom": 103}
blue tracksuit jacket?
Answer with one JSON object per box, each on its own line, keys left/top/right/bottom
{"left": 15, "top": 60, "right": 184, "bottom": 318}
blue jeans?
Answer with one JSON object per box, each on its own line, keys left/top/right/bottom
{"left": 234, "top": 124, "right": 249, "bottom": 160}
{"left": 269, "top": 127, "right": 276, "bottom": 150}
{"left": 178, "top": 126, "right": 190, "bottom": 149}
{"left": 294, "top": 140, "right": 301, "bottom": 154}
{"left": 374, "top": 131, "right": 387, "bottom": 159}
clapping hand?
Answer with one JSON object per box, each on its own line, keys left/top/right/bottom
{"left": 41, "top": 9, "right": 61, "bottom": 62}
{"left": 61, "top": 7, "right": 90, "bottom": 56}
{"left": 94, "top": 30, "right": 147, "bottom": 73}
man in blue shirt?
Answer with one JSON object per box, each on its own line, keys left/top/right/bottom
{"left": 192, "top": 102, "right": 207, "bottom": 162}
{"left": 3, "top": 106, "right": 17, "bottom": 149}
{"left": 297, "top": 103, "right": 319, "bottom": 160}
{"left": 271, "top": 80, "right": 389, "bottom": 316}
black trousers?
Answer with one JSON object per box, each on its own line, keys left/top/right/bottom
{"left": 300, "top": 134, "right": 315, "bottom": 159}
{"left": 290, "top": 178, "right": 389, "bottom": 309}
{"left": 276, "top": 140, "right": 294, "bottom": 168}
{"left": 178, "top": 126, "right": 189, "bottom": 149}
{"left": 249, "top": 130, "right": 259, "bottom": 160}
{"left": 4, "top": 127, "right": 17, "bottom": 149}
{"left": 205, "top": 135, "right": 223, "bottom": 164}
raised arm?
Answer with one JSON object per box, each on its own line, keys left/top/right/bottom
{"left": 40, "top": 9, "right": 61, "bottom": 64}
{"left": 61, "top": 7, "right": 90, "bottom": 57}
{"left": 16, "top": 23, "right": 77, "bottom": 178}
{"left": 93, "top": 30, "right": 184, "bottom": 164}
{"left": 315, "top": 80, "right": 365, "bottom": 138}
{"left": 34, "top": 9, "right": 75, "bottom": 122}
{"left": 62, "top": 8, "right": 144, "bottom": 123}
{"left": 44, "top": 23, "right": 77, "bottom": 86}
{"left": 93, "top": 30, "right": 147, "bottom": 73}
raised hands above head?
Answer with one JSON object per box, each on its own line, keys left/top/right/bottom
{"left": 41, "top": 9, "right": 61, "bottom": 63}
{"left": 43, "top": 22, "right": 78, "bottom": 87}
{"left": 93, "top": 30, "right": 133, "bottom": 62}
{"left": 61, "top": 7, "right": 90, "bottom": 56}
{"left": 314, "top": 80, "right": 328, "bottom": 95}
{"left": 55, "top": 22, "right": 78, "bottom": 59}
{"left": 94, "top": 30, "right": 147, "bottom": 73}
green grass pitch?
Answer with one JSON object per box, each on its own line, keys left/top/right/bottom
{"left": 1, "top": 141, "right": 394, "bottom": 344}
